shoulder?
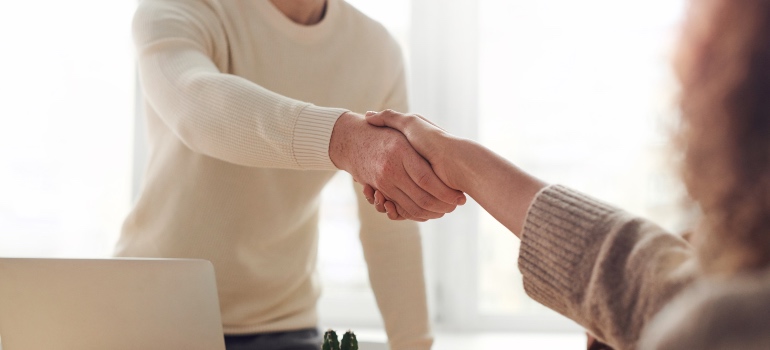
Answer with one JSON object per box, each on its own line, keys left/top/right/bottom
{"left": 641, "top": 270, "right": 770, "bottom": 350}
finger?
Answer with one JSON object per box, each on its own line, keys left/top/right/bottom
{"left": 391, "top": 201, "right": 425, "bottom": 222}
{"left": 383, "top": 201, "right": 401, "bottom": 220}
{"left": 362, "top": 184, "right": 375, "bottom": 204}
{"left": 403, "top": 155, "right": 465, "bottom": 208}
{"left": 385, "top": 183, "right": 444, "bottom": 220}
{"left": 374, "top": 190, "right": 387, "bottom": 213}
{"left": 383, "top": 200, "right": 408, "bottom": 220}
{"left": 365, "top": 109, "right": 412, "bottom": 132}
{"left": 378, "top": 189, "right": 413, "bottom": 220}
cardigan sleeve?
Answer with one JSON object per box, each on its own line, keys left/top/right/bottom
{"left": 518, "top": 185, "right": 700, "bottom": 349}
{"left": 133, "top": 0, "right": 347, "bottom": 170}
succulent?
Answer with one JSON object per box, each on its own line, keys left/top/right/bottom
{"left": 340, "top": 330, "right": 358, "bottom": 350}
{"left": 322, "top": 330, "right": 340, "bottom": 350}
{"left": 322, "top": 329, "right": 357, "bottom": 350}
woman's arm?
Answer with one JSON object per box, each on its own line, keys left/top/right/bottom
{"left": 364, "top": 110, "right": 700, "bottom": 348}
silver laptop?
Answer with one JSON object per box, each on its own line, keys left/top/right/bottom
{"left": 0, "top": 258, "right": 225, "bottom": 350}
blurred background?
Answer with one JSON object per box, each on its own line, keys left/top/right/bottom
{"left": 0, "top": 0, "right": 688, "bottom": 344}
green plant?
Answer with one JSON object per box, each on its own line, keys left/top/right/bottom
{"left": 322, "top": 329, "right": 357, "bottom": 350}
{"left": 340, "top": 331, "right": 358, "bottom": 350}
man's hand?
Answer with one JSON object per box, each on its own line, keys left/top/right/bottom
{"left": 329, "top": 112, "right": 465, "bottom": 221}
{"left": 362, "top": 110, "right": 468, "bottom": 220}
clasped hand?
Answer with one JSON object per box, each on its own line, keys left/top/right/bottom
{"left": 328, "top": 111, "right": 465, "bottom": 221}
{"left": 360, "top": 110, "right": 466, "bottom": 221}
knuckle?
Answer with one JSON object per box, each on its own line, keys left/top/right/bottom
{"left": 415, "top": 171, "right": 432, "bottom": 188}
{"left": 373, "top": 162, "right": 393, "bottom": 183}
{"left": 417, "top": 193, "right": 435, "bottom": 209}
{"left": 398, "top": 206, "right": 412, "bottom": 219}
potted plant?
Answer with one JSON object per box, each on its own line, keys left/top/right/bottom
{"left": 322, "top": 329, "right": 358, "bottom": 350}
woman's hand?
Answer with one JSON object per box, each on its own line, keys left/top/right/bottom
{"left": 363, "top": 110, "right": 467, "bottom": 220}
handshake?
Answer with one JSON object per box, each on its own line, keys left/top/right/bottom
{"left": 329, "top": 109, "right": 469, "bottom": 222}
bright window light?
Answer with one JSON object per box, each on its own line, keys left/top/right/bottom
{"left": 477, "top": 0, "right": 688, "bottom": 317}
{"left": 0, "top": 1, "right": 135, "bottom": 257}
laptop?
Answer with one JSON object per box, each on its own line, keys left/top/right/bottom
{"left": 0, "top": 258, "right": 225, "bottom": 350}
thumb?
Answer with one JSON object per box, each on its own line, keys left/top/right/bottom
{"left": 365, "top": 110, "right": 387, "bottom": 127}
{"left": 364, "top": 109, "right": 408, "bottom": 132}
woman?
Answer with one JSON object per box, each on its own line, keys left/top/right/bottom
{"left": 362, "top": 0, "right": 770, "bottom": 348}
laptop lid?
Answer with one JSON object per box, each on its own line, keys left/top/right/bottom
{"left": 0, "top": 258, "right": 225, "bottom": 350}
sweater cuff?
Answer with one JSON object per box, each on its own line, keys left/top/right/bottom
{"left": 292, "top": 104, "right": 348, "bottom": 170}
{"left": 517, "top": 185, "right": 616, "bottom": 318}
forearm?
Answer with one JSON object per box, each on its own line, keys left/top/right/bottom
{"left": 518, "top": 186, "right": 698, "bottom": 348}
{"left": 449, "top": 138, "right": 547, "bottom": 237}
{"left": 139, "top": 48, "right": 346, "bottom": 169}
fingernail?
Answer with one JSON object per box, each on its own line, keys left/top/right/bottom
{"left": 456, "top": 196, "right": 466, "bottom": 205}
{"left": 366, "top": 197, "right": 373, "bottom": 203}
{"left": 375, "top": 199, "right": 380, "bottom": 205}
{"left": 365, "top": 111, "right": 376, "bottom": 116}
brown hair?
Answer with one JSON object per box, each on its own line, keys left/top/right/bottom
{"left": 677, "top": 0, "right": 770, "bottom": 274}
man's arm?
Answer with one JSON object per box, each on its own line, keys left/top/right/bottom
{"left": 133, "top": 1, "right": 462, "bottom": 219}
{"left": 134, "top": 1, "right": 345, "bottom": 170}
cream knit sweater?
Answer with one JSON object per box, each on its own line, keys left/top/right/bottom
{"left": 116, "top": 0, "right": 432, "bottom": 348}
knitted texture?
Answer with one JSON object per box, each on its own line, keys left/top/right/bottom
{"left": 118, "top": 1, "right": 431, "bottom": 347}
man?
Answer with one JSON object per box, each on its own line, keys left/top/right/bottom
{"left": 116, "top": 0, "right": 464, "bottom": 349}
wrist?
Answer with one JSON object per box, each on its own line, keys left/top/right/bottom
{"left": 445, "top": 137, "right": 479, "bottom": 192}
{"left": 328, "top": 111, "right": 363, "bottom": 171}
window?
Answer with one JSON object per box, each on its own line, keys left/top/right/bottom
{"left": 475, "top": 0, "right": 689, "bottom": 326}
{"left": 404, "top": 0, "right": 690, "bottom": 331}
{"left": 0, "top": 1, "right": 135, "bottom": 258}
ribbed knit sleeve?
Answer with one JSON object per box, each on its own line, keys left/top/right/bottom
{"left": 518, "top": 185, "right": 699, "bottom": 349}
{"left": 133, "top": 0, "right": 347, "bottom": 170}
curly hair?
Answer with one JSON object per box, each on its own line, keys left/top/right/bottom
{"left": 677, "top": 0, "right": 770, "bottom": 274}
